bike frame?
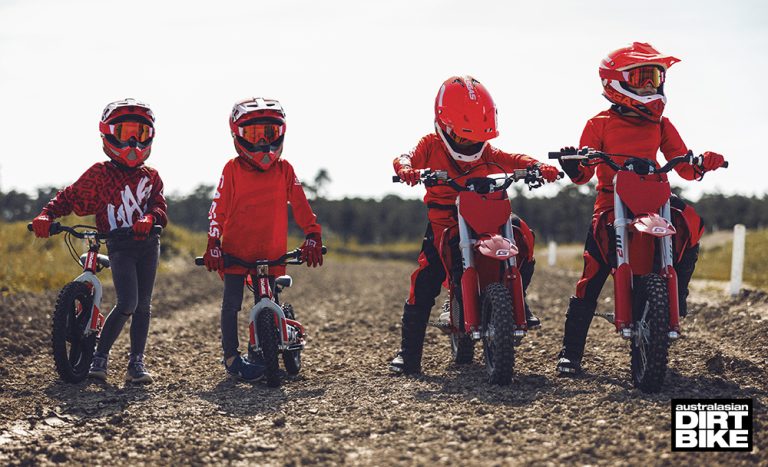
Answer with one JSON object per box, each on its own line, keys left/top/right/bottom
{"left": 612, "top": 170, "right": 680, "bottom": 338}
{"left": 247, "top": 265, "right": 306, "bottom": 353}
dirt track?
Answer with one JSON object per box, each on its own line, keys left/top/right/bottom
{"left": 1, "top": 258, "right": 766, "bottom": 465}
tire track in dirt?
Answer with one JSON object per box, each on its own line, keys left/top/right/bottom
{"left": 0, "top": 259, "right": 765, "bottom": 465}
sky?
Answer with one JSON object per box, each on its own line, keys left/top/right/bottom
{"left": 1, "top": 0, "right": 766, "bottom": 201}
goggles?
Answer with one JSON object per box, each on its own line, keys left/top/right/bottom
{"left": 600, "top": 65, "right": 666, "bottom": 89}
{"left": 100, "top": 121, "right": 154, "bottom": 143}
{"left": 237, "top": 123, "right": 284, "bottom": 145}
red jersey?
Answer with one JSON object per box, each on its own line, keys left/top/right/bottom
{"left": 572, "top": 109, "right": 697, "bottom": 213}
{"left": 208, "top": 157, "right": 321, "bottom": 275}
{"left": 393, "top": 134, "right": 537, "bottom": 224}
{"left": 42, "top": 161, "right": 168, "bottom": 232}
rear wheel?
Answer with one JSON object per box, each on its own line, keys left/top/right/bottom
{"left": 256, "top": 309, "right": 281, "bottom": 387}
{"left": 630, "top": 273, "right": 670, "bottom": 393}
{"left": 281, "top": 304, "right": 301, "bottom": 375}
{"left": 481, "top": 283, "right": 516, "bottom": 385}
{"left": 450, "top": 294, "right": 474, "bottom": 364}
{"left": 51, "top": 282, "right": 96, "bottom": 383}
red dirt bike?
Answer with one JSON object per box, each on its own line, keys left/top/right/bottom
{"left": 394, "top": 164, "right": 559, "bottom": 384}
{"left": 548, "top": 148, "right": 728, "bottom": 392}
{"left": 195, "top": 247, "right": 325, "bottom": 387}
{"left": 27, "top": 222, "right": 162, "bottom": 383}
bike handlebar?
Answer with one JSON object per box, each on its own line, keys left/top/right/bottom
{"left": 392, "top": 167, "right": 559, "bottom": 192}
{"left": 194, "top": 246, "right": 328, "bottom": 268}
{"left": 548, "top": 148, "right": 729, "bottom": 174}
{"left": 27, "top": 222, "right": 163, "bottom": 239}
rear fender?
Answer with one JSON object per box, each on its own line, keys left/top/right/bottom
{"left": 475, "top": 234, "right": 517, "bottom": 260}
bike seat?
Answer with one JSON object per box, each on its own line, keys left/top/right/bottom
{"left": 79, "top": 253, "right": 111, "bottom": 269}
{"left": 276, "top": 275, "right": 292, "bottom": 288}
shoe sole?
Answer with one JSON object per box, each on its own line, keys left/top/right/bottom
{"left": 88, "top": 371, "right": 107, "bottom": 381}
{"left": 126, "top": 374, "right": 154, "bottom": 384}
{"left": 228, "top": 372, "right": 265, "bottom": 383}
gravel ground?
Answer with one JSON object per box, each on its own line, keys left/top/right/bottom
{"left": 0, "top": 258, "right": 765, "bottom": 465}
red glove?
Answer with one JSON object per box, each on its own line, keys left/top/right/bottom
{"left": 203, "top": 237, "right": 224, "bottom": 272}
{"left": 701, "top": 151, "right": 725, "bottom": 171}
{"left": 537, "top": 162, "right": 560, "bottom": 183}
{"left": 396, "top": 166, "right": 419, "bottom": 186}
{"left": 32, "top": 213, "right": 53, "bottom": 238}
{"left": 132, "top": 214, "right": 154, "bottom": 240}
{"left": 300, "top": 233, "right": 323, "bottom": 268}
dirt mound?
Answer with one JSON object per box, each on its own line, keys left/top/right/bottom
{"left": 0, "top": 260, "right": 765, "bottom": 465}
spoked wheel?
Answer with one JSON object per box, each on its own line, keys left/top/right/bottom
{"left": 481, "top": 283, "right": 516, "bottom": 385}
{"left": 449, "top": 294, "right": 474, "bottom": 364}
{"left": 51, "top": 282, "right": 97, "bottom": 382}
{"left": 281, "top": 304, "right": 301, "bottom": 376}
{"left": 256, "top": 309, "right": 281, "bottom": 387}
{"left": 630, "top": 273, "right": 670, "bottom": 393}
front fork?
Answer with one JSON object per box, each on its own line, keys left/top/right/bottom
{"left": 613, "top": 198, "right": 680, "bottom": 338}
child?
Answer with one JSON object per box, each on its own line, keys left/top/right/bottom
{"left": 389, "top": 76, "right": 560, "bottom": 375}
{"left": 32, "top": 98, "right": 167, "bottom": 384}
{"left": 203, "top": 97, "right": 323, "bottom": 381}
{"left": 554, "top": 42, "right": 726, "bottom": 375}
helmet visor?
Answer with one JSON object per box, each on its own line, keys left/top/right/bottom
{"left": 626, "top": 66, "right": 665, "bottom": 89}
{"left": 238, "top": 123, "right": 284, "bottom": 145}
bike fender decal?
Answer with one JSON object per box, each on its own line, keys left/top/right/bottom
{"left": 475, "top": 234, "right": 517, "bottom": 260}
{"left": 630, "top": 213, "right": 676, "bottom": 237}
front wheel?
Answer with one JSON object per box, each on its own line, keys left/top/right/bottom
{"left": 281, "top": 304, "right": 301, "bottom": 375}
{"left": 449, "top": 294, "right": 474, "bottom": 364}
{"left": 51, "top": 281, "right": 97, "bottom": 382}
{"left": 630, "top": 273, "right": 670, "bottom": 393}
{"left": 256, "top": 309, "right": 281, "bottom": 387}
{"left": 481, "top": 283, "right": 516, "bottom": 385}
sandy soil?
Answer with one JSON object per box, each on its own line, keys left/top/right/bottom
{"left": 0, "top": 258, "right": 765, "bottom": 466}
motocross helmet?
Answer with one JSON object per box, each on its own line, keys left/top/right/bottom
{"left": 434, "top": 76, "right": 498, "bottom": 162}
{"left": 230, "top": 97, "right": 286, "bottom": 170}
{"left": 99, "top": 98, "right": 155, "bottom": 168}
{"left": 599, "top": 42, "right": 680, "bottom": 122}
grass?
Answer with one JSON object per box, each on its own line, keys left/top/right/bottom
{"left": 696, "top": 229, "right": 768, "bottom": 289}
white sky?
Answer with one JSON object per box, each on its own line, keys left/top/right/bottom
{"left": 1, "top": 0, "right": 766, "bottom": 201}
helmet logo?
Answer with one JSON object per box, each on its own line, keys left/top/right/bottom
{"left": 464, "top": 78, "right": 477, "bottom": 101}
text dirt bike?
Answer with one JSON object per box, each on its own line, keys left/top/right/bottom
{"left": 27, "top": 222, "right": 162, "bottom": 382}
{"left": 549, "top": 148, "right": 728, "bottom": 392}
{"left": 395, "top": 165, "right": 558, "bottom": 384}
{"left": 195, "top": 247, "right": 325, "bottom": 387}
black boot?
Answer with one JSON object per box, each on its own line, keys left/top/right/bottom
{"left": 389, "top": 304, "right": 430, "bottom": 375}
{"left": 520, "top": 259, "right": 541, "bottom": 329}
{"left": 675, "top": 244, "right": 699, "bottom": 318}
{"left": 556, "top": 297, "right": 597, "bottom": 375}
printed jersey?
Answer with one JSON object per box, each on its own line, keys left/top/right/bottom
{"left": 42, "top": 161, "right": 168, "bottom": 232}
{"left": 208, "top": 157, "right": 321, "bottom": 275}
{"left": 393, "top": 133, "right": 537, "bottom": 224}
{"left": 571, "top": 109, "right": 697, "bottom": 213}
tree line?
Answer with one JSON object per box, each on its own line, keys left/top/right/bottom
{"left": 2, "top": 179, "right": 766, "bottom": 244}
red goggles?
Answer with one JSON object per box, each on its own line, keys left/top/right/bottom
{"left": 600, "top": 65, "right": 666, "bottom": 89}
{"left": 100, "top": 121, "right": 154, "bottom": 143}
{"left": 237, "top": 123, "right": 284, "bottom": 145}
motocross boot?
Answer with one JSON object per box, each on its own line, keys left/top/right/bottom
{"left": 389, "top": 304, "right": 430, "bottom": 375}
{"left": 675, "top": 244, "right": 699, "bottom": 318}
{"left": 520, "top": 259, "right": 541, "bottom": 329}
{"left": 556, "top": 297, "right": 597, "bottom": 375}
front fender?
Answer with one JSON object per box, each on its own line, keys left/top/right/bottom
{"left": 248, "top": 299, "right": 287, "bottom": 347}
{"left": 475, "top": 234, "right": 517, "bottom": 260}
{"left": 631, "top": 213, "right": 676, "bottom": 237}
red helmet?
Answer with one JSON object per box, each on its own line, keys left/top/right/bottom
{"left": 599, "top": 42, "right": 680, "bottom": 121}
{"left": 434, "top": 76, "right": 498, "bottom": 162}
{"left": 99, "top": 98, "right": 155, "bottom": 168}
{"left": 230, "top": 97, "right": 286, "bottom": 170}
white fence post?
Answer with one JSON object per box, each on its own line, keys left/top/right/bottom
{"left": 548, "top": 241, "right": 557, "bottom": 267}
{"left": 728, "top": 224, "right": 746, "bottom": 296}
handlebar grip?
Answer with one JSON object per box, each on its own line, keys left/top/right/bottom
{"left": 722, "top": 161, "right": 729, "bottom": 168}
{"left": 150, "top": 225, "right": 163, "bottom": 235}
{"left": 392, "top": 175, "right": 402, "bottom": 183}
{"left": 194, "top": 257, "right": 205, "bottom": 266}
{"left": 321, "top": 246, "right": 328, "bottom": 255}
{"left": 26, "top": 223, "right": 33, "bottom": 232}
{"left": 548, "top": 152, "right": 562, "bottom": 159}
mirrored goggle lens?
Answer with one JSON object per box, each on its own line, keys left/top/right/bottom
{"left": 626, "top": 66, "right": 664, "bottom": 89}
{"left": 239, "top": 123, "right": 284, "bottom": 144}
{"left": 107, "top": 122, "right": 154, "bottom": 143}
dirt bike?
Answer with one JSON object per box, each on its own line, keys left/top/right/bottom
{"left": 26, "top": 222, "right": 162, "bottom": 383}
{"left": 195, "top": 247, "right": 325, "bottom": 387}
{"left": 393, "top": 164, "right": 559, "bottom": 384}
{"left": 548, "top": 148, "right": 728, "bottom": 392}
